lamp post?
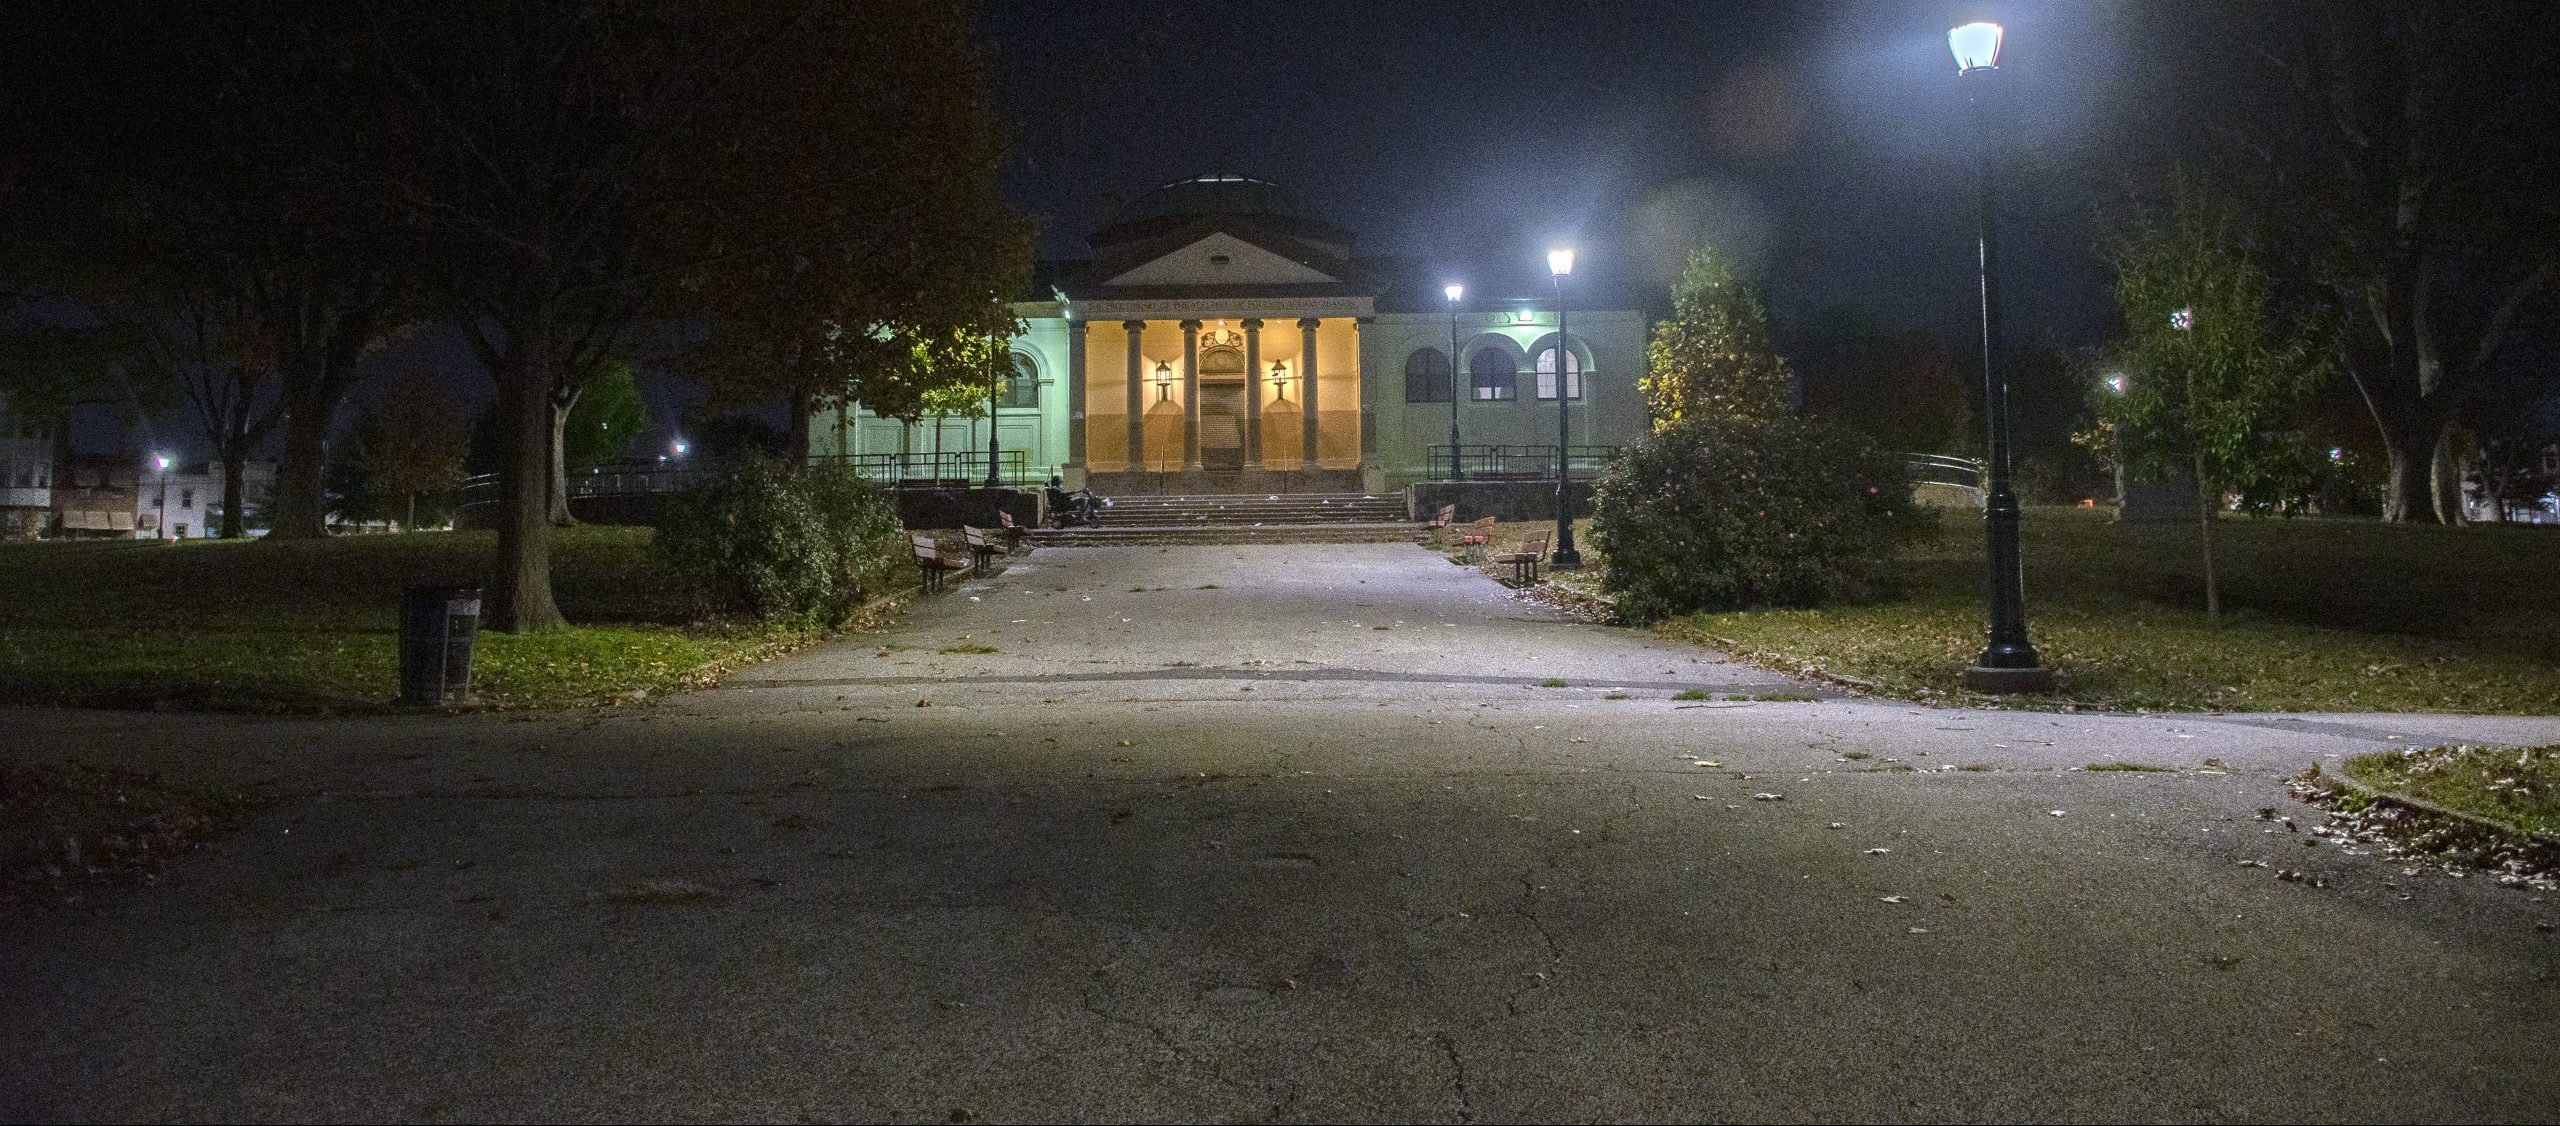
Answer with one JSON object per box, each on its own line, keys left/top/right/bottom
{"left": 1444, "top": 283, "right": 1466, "bottom": 480}
{"left": 1547, "top": 247, "right": 1582, "bottom": 568}
{"left": 150, "top": 455, "right": 172, "bottom": 540}
{"left": 986, "top": 356, "right": 1004, "bottom": 488}
{"left": 1951, "top": 22, "right": 2048, "bottom": 692}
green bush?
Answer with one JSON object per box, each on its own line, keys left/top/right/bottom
{"left": 1590, "top": 416, "right": 1936, "bottom": 624}
{"left": 652, "top": 458, "right": 903, "bottom": 625}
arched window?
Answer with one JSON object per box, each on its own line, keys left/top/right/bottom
{"left": 997, "top": 352, "right": 1039, "bottom": 409}
{"left": 1403, "top": 348, "right": 1452, "bottom": 403}
{"left": 1469, "top": 349, "right": 1517, "bottom": 401}
{"left": 1535, "top": 346, "right": 1584, "bottom": 401}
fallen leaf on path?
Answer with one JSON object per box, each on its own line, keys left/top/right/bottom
{"left": 1879, "top": 895, "right": 1907, "bottom": 904}
{"left": 1865, "top": 848, "right": 1892, "bottom": 855}
{"left": 1752, "top": 793, "right": 1783, "bottom": 802}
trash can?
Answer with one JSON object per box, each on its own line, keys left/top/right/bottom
{"left": 398, "top": 585, "right": 482, "bottom": 705}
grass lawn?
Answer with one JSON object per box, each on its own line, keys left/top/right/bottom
{"left": 0, "top": 528, "right": 818, "bottom": 712}
{"left": 1652, "top": 506, "right": 2560, "bottom": 713}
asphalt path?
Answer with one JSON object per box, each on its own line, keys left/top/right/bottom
{"left": 3, "top": 543, "right": 2556, "bottom": 1123}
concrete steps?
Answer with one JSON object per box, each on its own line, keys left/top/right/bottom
{"left": 1093, "top": 492, "right": 1407, "bottom": 525}
{"left": 1029, "top": 522, "right": 1426, "bottom": 547}
{"left": 1028, "top": 492, "right": 1423, "bottom": 546}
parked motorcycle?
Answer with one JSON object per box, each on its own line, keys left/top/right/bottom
{"left": 1044, "top": 479, "right": 1108, "bottom": 528}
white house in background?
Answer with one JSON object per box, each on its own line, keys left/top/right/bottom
{"left": 133, "top": 460, "right": 276, "bottom": 539}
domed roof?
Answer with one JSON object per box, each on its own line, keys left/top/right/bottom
{"left": 1090, "top": 174, "right": 1347, "bottom": 250}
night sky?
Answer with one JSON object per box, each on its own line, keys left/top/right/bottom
{"left": 986, "top": 0, "right": 2126, "bottom": 341}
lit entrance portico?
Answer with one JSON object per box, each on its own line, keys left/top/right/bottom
{"left": 815, "top": 173, "right": 1653, "bottom": 496}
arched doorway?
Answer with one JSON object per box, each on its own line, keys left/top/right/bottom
{"left": 1198, "top": 344, "right": 1247, "bottom": 470}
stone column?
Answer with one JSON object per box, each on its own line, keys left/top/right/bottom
{"left": 1066, "top": 319, "right": 1087, "bottom": 469}
{"left": 1180, "top": 319, "right": 1203, "bottom": 471}
{"left": 1299, "top": 317, "right": 1322, "bottom": 471}
{"left": 1354, "top": 316, "right": 1375, "bottom": 466}
{"left": 1122, "top": 320, "right": 1146, "bottom": 472}
{"left": 1241, "top": 319, "right": 1264, "bottom": 469}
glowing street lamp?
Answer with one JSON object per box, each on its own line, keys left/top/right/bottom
{"left": 1949, "top": 21, "right": 2003, "bottom": 73}
{"left": 1154, "top": 360, "right": 1173, "bottom": 402}
{"left": 1268, "top": 360, "right": 1290, "bottom": 399}
{"left": 1444, "top": 283, "right": 1465, "bottom": 480}
{"left": 1950, "top": 21, "right": 2048, "bottom": 692}
{"left": 151, "top": 454, "right": 172, "bottom": 540}
{"left": 672, "top": 440, "right": 689, "bottom": 457}
{"left": 1547, "top": 246, "right": 1582, "bottom": 569}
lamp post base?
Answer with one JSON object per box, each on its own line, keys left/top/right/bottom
{"left": 1961, "top": 665, "right": 2054, "bottom": 694}
{"left": 1548, "top": 550, "right": 1582, "bottom": 570}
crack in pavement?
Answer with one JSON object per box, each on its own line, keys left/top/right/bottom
{"left": 1431, "top": 1030, "right": 1475, "bottom": 1124}
{"left": 1504, "top": 868, "right": 1566, "bottom": 1017}
{"left": 1078, "top": 985, "right": 1182, "bottom": 1063}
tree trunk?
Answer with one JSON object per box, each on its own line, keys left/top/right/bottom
{"left": 787, "top": 384, "right": 815, "bottom": 468}
{"left": 2430, "top": 429, "right": 2467, "bottom": 526}
{"left": 2195, "top": 453, "right": 2221, "bottom": 627}
{"left": 487, "top": 308, "right": 567, "bottom": 633}
{"left": 219, "top": 457, "right": 247, "bottom": 538}
{"left": 547, "top": 398, "right": 575, "bottom": 526}
{"left": 269, "top": 410, "right": 331, "bottom": 538}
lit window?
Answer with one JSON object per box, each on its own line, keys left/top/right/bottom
{"left": 1469, "top": 350, "right": 1517, "bottom": 402}
{"left": 1535, "top": 346, "right": 1584, "bottom": 400}
{"left": 1403, "top": 348, "right": 1452, "bottom": 403}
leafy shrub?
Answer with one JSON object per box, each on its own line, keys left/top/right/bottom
{"left": 1591, "top": 415, "right": 1936, "bottom": 624}
{"left": 653, "top": 458, "right": 903, "bottom": 625}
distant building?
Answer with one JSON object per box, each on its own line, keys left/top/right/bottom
{"left": 53, "top": 454, "right": 141, "bottom": 537}
{"left": 133, "top": 460, "right": 277, "bottom": 539}
{"left": 817, "top": 173, "right": 1652, "bottom": 493}
{"left": 0, "top": 395, "right": 52, "bottom": 539}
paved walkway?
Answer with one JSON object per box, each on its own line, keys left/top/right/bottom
{"left": 4, "top": 544, "right": 2556, "bottom": 1122}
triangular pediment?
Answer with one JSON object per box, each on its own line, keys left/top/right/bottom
{"left": 1103, "top": 231, "right": 1340, "bottom": 288}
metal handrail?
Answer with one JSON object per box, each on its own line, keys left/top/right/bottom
{"left": 1896, "top": 452, "right": 1982, "bottom": 490}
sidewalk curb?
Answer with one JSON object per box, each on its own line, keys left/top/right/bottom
{"left": 2307, "top": 765, "right": 2560, "bottom": 849}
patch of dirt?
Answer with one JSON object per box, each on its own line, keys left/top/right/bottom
{"left": 4, "top": 762, "right": 235, "bottom": 909}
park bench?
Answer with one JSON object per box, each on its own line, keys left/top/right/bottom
{"left": 908, "top": 532, "right": 969, "bottom": 593}
{"left": 960, "top": 525, "right": 1002, "bottom": 575}
{"left": 1425, "top": 503, "right": 1456, "bottom": 531}
{"left": 1489, "top": 529, "right": 1549, "bottom": 586}
{"left": 1458, "top": 516, "right": 1495, "bottom": 562}
{"left": 997, "top": 510, "right": 1032, "bottom": 549}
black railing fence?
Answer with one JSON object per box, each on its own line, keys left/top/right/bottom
{"left": 457, "top": 451, "right": 1034, "bottom": 509}
{"left": 1424, "top": 444, "right": 1622, "bottom": 481}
